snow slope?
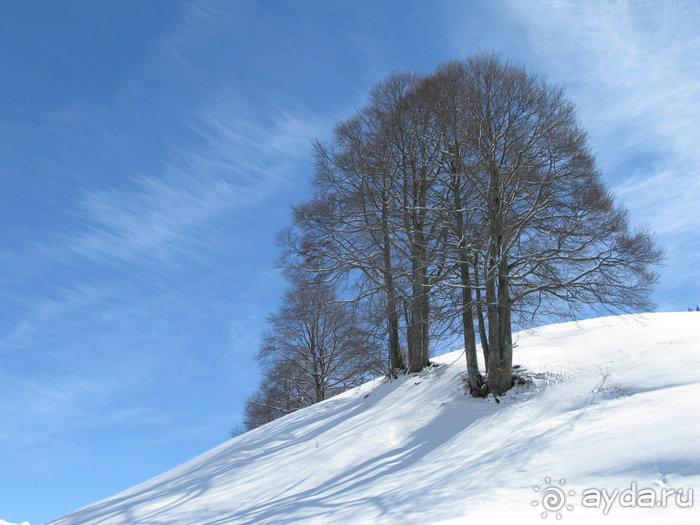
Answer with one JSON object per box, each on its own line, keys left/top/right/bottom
{"left": 50, "top": 313, "right": 700, "bottom": 524}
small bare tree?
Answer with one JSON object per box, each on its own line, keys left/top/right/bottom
{"left": 261, "top": 276, "right": 379, "bottom": 402}
{"left": 242, "top": 360, "right": 312, "bottom": 430}
{"left": 243, "top": 275, "right": 381, "bottom": 431}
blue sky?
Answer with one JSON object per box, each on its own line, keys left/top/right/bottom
{"left": 1, "top": 1, "right": 698, "bottom": 523}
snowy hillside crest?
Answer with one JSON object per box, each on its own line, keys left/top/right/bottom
{"left": 50, "top": 313, "right": 700, "bottom": 524}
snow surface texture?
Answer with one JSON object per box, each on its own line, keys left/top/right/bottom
{"left": 50, "top": 313, "right": 700, "bottom": 524}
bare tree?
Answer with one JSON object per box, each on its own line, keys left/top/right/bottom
{"left": 384, "top": 75, "right": 453, "bottom": 372}
{"left": 427, "top": 61, "right": 489, "bottom": 393}
{"left": 449, "top": 53, "right": 663, "bottom": 393}
{"left": 242, "top": 360, "right": 312, "bottom": 430}
{"left": 243, "top": 275, "right": 381, "bottom": 431}
{"left": 292, "top": 74, "right": 422, "bottom": 374}
{"left": 259, "top": 275, "right": 380, "bottom": 404}
{"left": 300, "top": 73, "right": 455, "bottom": 373}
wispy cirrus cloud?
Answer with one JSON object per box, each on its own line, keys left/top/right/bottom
{"left": 64, "top": 1, "right": 329, "bottom": 269}
{"left": 502, "top": 0, "right": 700, "bottom": 164}
{"left": 70, "top": 98, "right": 326, "bottom": 268}
{"left": 1, "top": 0, "right": 332, "bottom": 468}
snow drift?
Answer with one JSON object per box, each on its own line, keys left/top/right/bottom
{"left": 50, "top": 313, "right": 700, "bottom": 524}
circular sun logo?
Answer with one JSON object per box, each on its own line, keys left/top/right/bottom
{"left": 532, "top": 477, "right": 575, "bottom": 519}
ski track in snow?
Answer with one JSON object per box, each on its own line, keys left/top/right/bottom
{"left": 49, "top": 312, "right": 700, "bottom": 524}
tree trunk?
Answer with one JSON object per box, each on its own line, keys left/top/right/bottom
{"left": 474, "top": 254, "right": 489, "bottom": 367}
{"left": 382, "top": 190, "right": 405, "bottom": 372}
{"left": 485, "top": 255, "right": 502, "bottom": 393}
{"left": 496, "top": 261, "right": 513, "bottom": 393}
{"left": 403, "top": 298, "right": 413, "bottom": 366}
{"left": 485, "top": 159, "right": 512, "bottom": 394}
{"left": 450, "top": 161, "right": 482, "bottom": 392}
{"left": 461, "top": 260, "right": 482, "bottom": 393}
{"left": 485, "top": 187, "right": 506, "bottom": 393}
{"left": 408, "top": 231, "right": 430, "bottom": 372}
{"left": 485, "top": 253, "right": 512, "bottom": 394}
{"left": 408, "top": 274, "right": 428, "bottom": 372}
{"left": 310, "top": 324, "right": 325, "bottom": 403}
{"left": 422, "top": 281, "right": 431, "bottom": 364}
{"left": 386, "top": 287, "right": 404, "bottom": 372}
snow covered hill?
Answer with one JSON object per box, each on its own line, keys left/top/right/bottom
{"left": 50, "top": 313, "right": 700, "bottom": 524}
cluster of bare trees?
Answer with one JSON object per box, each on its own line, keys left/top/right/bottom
{"left": 242, "top": 52, "right": 661, "bottom": 430}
